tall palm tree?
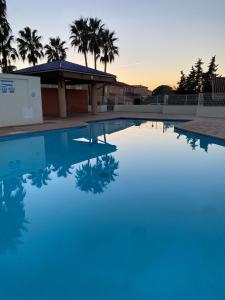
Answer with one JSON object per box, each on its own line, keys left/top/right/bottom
{"left": 0, "top": 0, "right": 12, "bottom": 72}
{"left": 0, "top": 0, "right": 10, "bottom": 34}
{"left": 17, "top": 27, "right": 44, "bottom": 66}
{"left": 89, "top": 17, "right": 104, "bottom": 69}
{"left": 0, "top": 33, "right": 18, "bottom": 72}
{"left": 0, "top": 0, "right": 6, "bottom": 18}
{"left": 100, "top": 29, "right": 119, "bottom": 72}
{"left": 70, "top": 18, "right": 89, "bottom": 67}
{"left": 44, "top": 37, "right": 67, "bottom": 62}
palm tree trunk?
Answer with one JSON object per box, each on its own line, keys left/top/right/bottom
{"left": 2, "top": 52, "right": 7, "bottom": 73}
{"left": 84, "top": 52, "right": 88, "bottom": 67}
{"left": 94, "top": 54, "right": 97, "bottom": 70}
{"left": 102, "top": 62, "right": 107, "bottom": 101}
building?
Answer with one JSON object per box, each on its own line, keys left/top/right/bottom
{"left": 97, "top": 82, "right": 151, "bottom": 105}
{"left": 0, "top": 73, "right": 43, "bottom": 127}
{"left": 14, "top": 60, "right": 116, "bottom": 119}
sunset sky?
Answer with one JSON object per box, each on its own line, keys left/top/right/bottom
{"left": 7, "top": 0, "right": 225, "bottom": 90}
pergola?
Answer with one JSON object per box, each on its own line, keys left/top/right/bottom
{"left": 14, "top": 60, "right": 116, "bottom": 117}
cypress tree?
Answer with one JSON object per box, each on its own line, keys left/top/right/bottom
{"left": 186, "top": 66, "right": 196, "bottom": 94}
{"left": 176, "top": 71, "right": 187, "bottom": 94}
{"left": 194, "top": 58, "right": 204, "bottom": 93}
{"left": 202, "top": 56, "right": 219, "bottom": 93}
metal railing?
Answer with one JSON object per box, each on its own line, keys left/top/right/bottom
{"left": 97, "top": 93, "right": 225, "bottom": 107}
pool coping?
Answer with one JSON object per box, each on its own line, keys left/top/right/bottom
{"left": 1, "top": 112, "right": 225, "bottom": 142}
{"left": 0, "top": 113, "right": 191, "bottom": 141}
{"left": 0, "top": 117, "right": 189, "bottom": 141}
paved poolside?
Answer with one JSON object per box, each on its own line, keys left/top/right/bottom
{"left": 0, "top": 112, "right": 225, "bottom": 141}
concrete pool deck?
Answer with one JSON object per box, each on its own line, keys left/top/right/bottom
{"left": 0, "top": 112, "right": 225, "bottom": 141}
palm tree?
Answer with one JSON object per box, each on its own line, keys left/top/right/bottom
{"left": 100, "top": 29, "right": 119, "bottom": 72}
{"left": 44, "top": 37, "right": 67, "bottom": 62}
{"left": 0, "top": 34, "right": 18, "bottom": 72}
{"left": 0, "top": 0, "right": 10, "bottom": 35}
{"left": 17, "top": 27, "right": 44, "bottom": 66}
{"left": 70, "top": 18, "right": 89, "bottom": 67}
{"left": 89, "top": 18, "right": 105, "bottom": 69}
{"left": 0, "top": 0, "right": 12, "bottom": 72}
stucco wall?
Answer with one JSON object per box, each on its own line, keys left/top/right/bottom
{"left": 114, "top": 104, "right": 163, "bottom": 113}
{"left": 88, "top": 105, "right": 108, "bottom": 113}
{"left": 197, "top": 106, "right": 225, "bottom": 118}
{"left": 162, "top": 105, "right": 197, "bottom": 115}
{"left": 0, "top": 74, "right": 43, "bottom": 127}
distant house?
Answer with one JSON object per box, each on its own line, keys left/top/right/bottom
{"left": 97, "top": 82, "right": 151, "bottom": 104}
{"left": 132, "top": 85, "right": 151, "bottom": 97}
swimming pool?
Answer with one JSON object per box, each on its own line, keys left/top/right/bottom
{"left": 0, "top": 119, "right": 225, "bottom": 300}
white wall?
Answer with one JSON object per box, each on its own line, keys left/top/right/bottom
{"left": 197, "top": 106, "right": 225, "bottom": 118}
{"left": 88, "top": 105, "right": 108, "bottom": 113}
{"left": 114, "top": 104, "right": 163, "bottom": 113}
{"left": 0, "top": 74, "right": 43, "bottom": 127}
{"left": 162, "top": 105, "right": 197, "bottom": 115}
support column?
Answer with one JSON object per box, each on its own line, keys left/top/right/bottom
{"left": 58, "top": 79, "right": 67, "bottom": 118}
{"left": 91, "top": 82, "right": 98, "bottom": 115}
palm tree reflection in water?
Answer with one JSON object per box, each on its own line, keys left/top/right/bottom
{"left": 27, "top": 166, "right": 52, "bottom": 188}
{"left": 0, "top": 177, "right": 28, "bottom": 253}
{"left": 75, "top": 155, "right": 119, "bottom": 194}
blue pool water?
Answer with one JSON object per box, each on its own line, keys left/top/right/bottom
{"left": 0, "top": 119, "right": 225, "bottom": 300}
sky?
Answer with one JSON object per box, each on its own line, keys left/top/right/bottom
{"left": 7, "top": 0, "right": 225, "bottom": 90}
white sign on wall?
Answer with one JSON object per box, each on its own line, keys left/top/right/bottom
{"left": 0, "top": 79, "right": 15, "bottom": 94}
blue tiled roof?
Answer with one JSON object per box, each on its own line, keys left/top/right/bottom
{"left": 14, "top": 60, "right": 116, "bottom": 78}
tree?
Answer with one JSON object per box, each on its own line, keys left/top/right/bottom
{"left": 176, "top": 71, "right": 187, "bottom": 94}
{"left": 0, "top": 0, "right": 10, "bottom": 36}
{"left": 100, "top": 29, "right": 119, "bottom": 72}
{"left": 70, "top": 18, "right": 90, "bottom": 67}
{"left": 194, "top": 58, "right": 204, "bottom": 93}
{"left": 17, "top": 27, "right": 44, "bottom": 66}
{"left": 44, "top": 37, "right": 67, "bottom": 62}
{"left": 0, "top": 0, "right": 13, "bottom": 72}
{"left": 0, "top": 33, "right": 18, "bottom": 72}
{"left": 185, "top": 66, "right": 196, "bottom": 94}
{"left": 89, "top": 17, "right": 104, "bottom": 69}
{"left": 202, "top": 56, "right": 219, "bottom": 93}
{"left": 153, "top": 85, "right": 174, "bottom": 95}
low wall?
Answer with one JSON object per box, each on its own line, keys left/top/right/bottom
{"left": 89, "top": 104, "right": 225, "bottom": 119}
{"left": 0, "top": 74, "right": 43, "bottom": 127}
{"left": 162, "top": 105, "right": 197, "bottom": 115}
{"left": 197, "top": 106, "right": 225, "bottom": 118}
{"left": 88, "top": 105, "right": 108, "bottom": 113}
{"left": 114, "top": 104, "right": 163, "bottom": 113}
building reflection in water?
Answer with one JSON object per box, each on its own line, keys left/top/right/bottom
{"left": 1, "top": 119, "right": 225, "bottom": 253}
{"left": 0, "top": 119, "right": 141, "bottom": 253}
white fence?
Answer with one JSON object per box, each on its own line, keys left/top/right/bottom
{"left": 99, "top": 93, "right": 225, "bottom": 107}
{"left": 96, "top": 93, "right": 225, "bottom": 118}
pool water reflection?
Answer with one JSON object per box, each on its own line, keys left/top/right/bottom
{"left": 0, "top": 119, "right": 225, "bottom": 300}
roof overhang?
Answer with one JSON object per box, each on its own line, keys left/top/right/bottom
{"left": 13, "top": 60, "right": 117, "bottom": 85}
